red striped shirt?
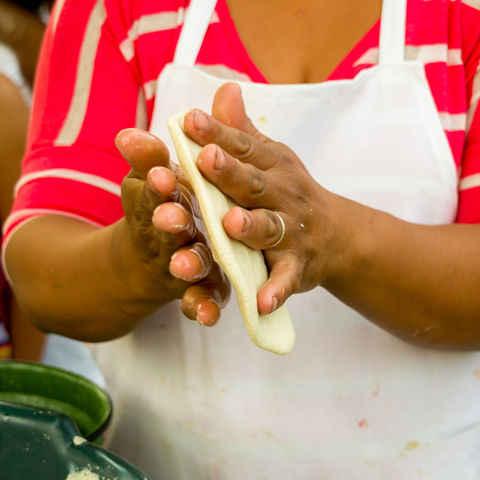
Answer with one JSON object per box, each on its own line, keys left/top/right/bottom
{"left": 3, "top": 0, "right": 480, "bottom": 243}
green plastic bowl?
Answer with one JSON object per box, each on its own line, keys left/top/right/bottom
{"left": 0, "top": 360, "right": 112, "bottom": 442}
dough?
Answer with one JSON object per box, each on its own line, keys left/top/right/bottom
{"left": 65, "top": 469, "right": 101, "bottom": 480}
{"left": 167, "top": 113, "right": 295, "bottom": 355}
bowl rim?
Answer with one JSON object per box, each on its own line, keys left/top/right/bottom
{"left": 0, "top": 359, "right": 112, "bottom": 441}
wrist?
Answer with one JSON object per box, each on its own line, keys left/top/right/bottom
{"left": 315, "top": 190, "right": 376, "bottom": 292}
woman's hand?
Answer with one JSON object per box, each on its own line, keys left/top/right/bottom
{"left": 183, "top": 83, "right": 334, "bottom": 315}
{"left": 4, "top": 128, "right": 231, "bottom": 341}
{"left": 184, "top": 83, "right": 480, "bottom": 351}
{"left": 116, "top": 128, "right": 230, "bottom": 326}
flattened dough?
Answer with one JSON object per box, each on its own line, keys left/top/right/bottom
{"left": 168, "top": 113, "right": 295, "bottom": 355}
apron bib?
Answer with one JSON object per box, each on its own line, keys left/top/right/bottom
{"left": 93, "top": 1, "right": 480, "bottom": 478}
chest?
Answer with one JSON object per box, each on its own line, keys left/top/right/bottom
{"left": 225, "top": 0, "right": 382, "bottom": 83}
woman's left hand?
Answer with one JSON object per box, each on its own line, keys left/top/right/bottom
{"left": 183, "top": 83, "right": 336, "bottom": 315}
{"left": 183, "top": 84, "right": 480, "bottom": 352}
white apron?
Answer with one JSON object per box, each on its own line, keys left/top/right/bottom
{"left": 93, "top": 0, "right": 480, "bottom": 478}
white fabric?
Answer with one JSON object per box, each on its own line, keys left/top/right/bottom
{"left": 42, "top": 334, "right": 105, "bottom": 387}
{"left": 173, "top": 0, "right": 217, "bottom": 66}
{"left": 93, "top": 0, "right": 480, "bottom": 478}
{"left": 378, "top": 0, "right": 407, "bottom": 64}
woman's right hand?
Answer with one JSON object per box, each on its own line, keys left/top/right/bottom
{"left": 115, "top": 128, "right": 230, "bottom": 326}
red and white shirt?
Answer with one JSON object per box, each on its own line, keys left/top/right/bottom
{"left": 3, "top": 0, "right": 480, "bottom": 244}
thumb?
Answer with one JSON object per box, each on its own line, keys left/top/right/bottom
{"left": 212, "top": 82, "right": 270, "bottom": 143}
{"left": 115, "top": 128, "right": 171, "bottom": 179}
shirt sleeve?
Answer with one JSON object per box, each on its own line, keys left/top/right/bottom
{"left": 2, "top": 0, "right": 146, "bottom": 241}
{"left": 456, "top": 2, "right": 480, "bottom": 224}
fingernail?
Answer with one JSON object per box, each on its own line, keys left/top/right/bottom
{"left": 169, "top": 252, "right": 189, "bottom": 280}
{"left": 196, "top": 301, "right": 219, "bottom": 326}
{"left": 271, "top": 296, "right": 279, "bottom": 312}
{"left": 154, "top": 203, "right": 191, "bottom": 234}
{"left": 241, "top": 210, "right": 251, "bottom": 232}
{"left": 196, "top": 303, "right": 208, "bottom": 325}
{"left": 147, "top": 166, "right": 162, "bottom": 185}
{"left": 193, "top": 109, "right": 210, "bottom": 132}
{"left": 215, "top": 147, "right": 226, "bottom": 170}
{"left": 167, "top": 203, "right": 188, "bottom": 230}
{"left": 231, "top": 82, "right": 241, "bottom": 94}
{"left": 187, "top": 248, "right": 209, "bottom": 281}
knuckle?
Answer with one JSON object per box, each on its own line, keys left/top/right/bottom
{"left": 233, "top": 165, "right": 265, "bottom": 206}
{"left": 277, "top": 142, "right": 296, "bottom": 159}
{"left": 233, "top": 129, "right": 255, "bottom": 160}
{"left": 264, "top": 211, "right": 278, "bottom": 242}
{"left": 246, "top": 165, "right": 265, "bottom": 195}
{"left": 293, "top": 184, "right": 308, "bottom": 204}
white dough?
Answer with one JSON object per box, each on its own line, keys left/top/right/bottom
{"left": 65, "top": 469, "right": 101, "bottom": 480}
{"left": 73, "top": 435, "right": 87, "bottom": 446}
{"left": 167, "top": 113, "right": 295, "bottom": 354}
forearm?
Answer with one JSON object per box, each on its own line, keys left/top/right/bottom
{"left": 4, "top": 215, "right": 174, "bottom": 342}
{"left": 10, "top": 298, "right": 45, "bottom": 361}
{"left": 324, "top": 193, "right": 480, "bottom": 350}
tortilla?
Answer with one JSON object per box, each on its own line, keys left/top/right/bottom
{"left": 167, "top": 113, "right": 295, "bottom": 355}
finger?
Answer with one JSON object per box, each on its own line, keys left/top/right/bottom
{"left": 223, "top": 207, "right": 286, "bottom": 250}
{"left": 145, "top": 166, "right": 196, "bottom": 222}
{"left": 182, "top": 287, "right": 221, "bottom": 326}
{"left": 196, "top": 144, "right": 276, "bottom": 209}
{"left": 169, "top": 242, "right": 212, "bottom": 282}
{"left": 182, "top": 263, "right": 231, "bottom": 325}
{"left": 122, "top": 166, "right": 180, "bottom": 226}
{"left": 116, "top": 128, "right": 171, "bottom": 179}
{"left": 147, "top": 166, "right": 179, "bottom": 201}
{"left": 181, "top": 268, "right": 231, "bottom": 326}
{"left": 152, "top": 202, "right": 198, "bottom": 247}
{"left": 183, "top": 109, "right": 275, "bottom": 170}
{"left": 211, "top": 82, "right": 270, "bottom": 143}
{"left": 257, "top": 256, "right": 302, "bottom": 314}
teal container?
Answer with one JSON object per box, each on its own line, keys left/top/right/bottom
{"left": 0, "top": 401, "right": 150, "bottom": 479}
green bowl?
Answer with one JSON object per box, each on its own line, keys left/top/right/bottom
{"left": 0, "top": 360, "right": 111, "bottom": 442}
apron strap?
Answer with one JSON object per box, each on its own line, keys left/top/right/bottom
{"left": 173, "top": 0, "right": 218, "bottom": 66}
{"left": 378, "top": 0, "right": 408, "bottom": 64}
